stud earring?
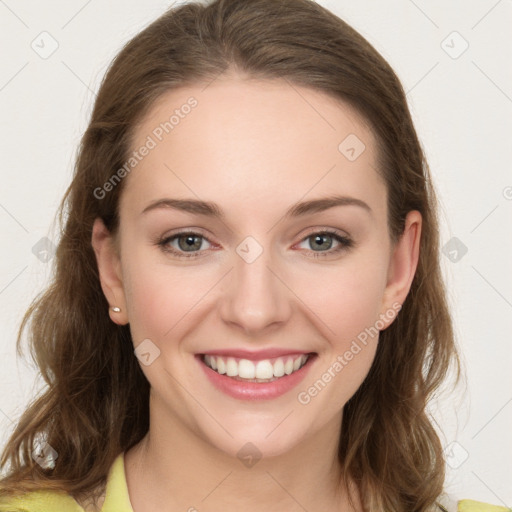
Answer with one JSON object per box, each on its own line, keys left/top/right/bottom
{"left": 110, "top": 306, "right": 121, "bottom": 313}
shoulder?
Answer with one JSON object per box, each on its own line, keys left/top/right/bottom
{"left": 457, "top": 500, "right": 511, "bottom": 512}
{"left": 437, "top": 496, "right": 512, "bottom": 512}
{"left": 0, "top": 451, "right": 129, "bottom": 512}
{"left": 0, "top": 489, "right": 85, "bottom": 512}
{"left": 436, "top": 493, "right": 510, "bottom": 512}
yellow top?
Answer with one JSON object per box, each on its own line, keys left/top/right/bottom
{"left": 457, "top": 503, "right": 511, "bottom": 512}
{"left": 0, "top": 453, "right": 508, "bottom": 511}
{"left": 0, "top": 452, "right": 133, "bottom": 512}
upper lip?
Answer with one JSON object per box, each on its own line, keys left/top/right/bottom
{"left": 197, "top": 348, "right": 315, "bottom": 361}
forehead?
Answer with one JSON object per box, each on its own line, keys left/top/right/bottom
{"left": 122, "top": 77, "right": 385, "bottom": 221}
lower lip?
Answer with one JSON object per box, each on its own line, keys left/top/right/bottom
{"left": 195, "top": 354, "right": 317, "bottom": 401}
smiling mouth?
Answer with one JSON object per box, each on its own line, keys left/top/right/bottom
{"left": 199, "top": 352, "right": 315, "bottom": 383}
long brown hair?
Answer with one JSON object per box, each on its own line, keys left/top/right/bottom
{"left": 0, "top": 0, "right": 460, "bottom": 510}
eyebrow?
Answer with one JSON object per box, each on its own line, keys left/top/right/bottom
{"left": 141, "top": 194, "right": 372, "bottom": 219}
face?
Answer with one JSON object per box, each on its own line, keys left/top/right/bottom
{"left": 92, "top": 74, "right": 420, "bottom": 461}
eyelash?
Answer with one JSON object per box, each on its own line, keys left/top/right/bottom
{"left": 154, "top": 229, "right": 353, "bottom": 259}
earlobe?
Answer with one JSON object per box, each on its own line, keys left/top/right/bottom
{"left": 91, "top": 217, "right": 129, "bottom": 325}
{"left": 379, "top": 210, "right": 422, "bottom": 329}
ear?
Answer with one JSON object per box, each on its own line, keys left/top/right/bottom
{"left": 91, "top": 217, "right": 129, "bottom": 325}
{"left": 379, "top": 210, "right": 422, "bottom": 329}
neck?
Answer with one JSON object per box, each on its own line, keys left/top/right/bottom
{"left": 124, "top": 392, "right": 361, "bottom": 512}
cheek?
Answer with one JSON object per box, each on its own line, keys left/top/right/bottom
{"left": 296, "top": 250, "right": 388, "bottom": 344}
{"left": 121, "top": 250, "right": 212, "bottom": 343}
{"left": 122, "top": 233, "right": 389, "bottom": 350}
{"left": 293, "top": 259, "right": 386, "bottom": 413}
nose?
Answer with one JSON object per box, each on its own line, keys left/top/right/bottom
{"left": 219, "top": 242, "right": 292, "bottom": 336}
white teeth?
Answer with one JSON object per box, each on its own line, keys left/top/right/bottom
{"left": 255, "top": 360, "right": 274, "bottom": 379}
{"left": 273, "top": 358, "right": 285, "bottom": 377}
{"left": 202, "top": 353, "right": 310, "bottom": 380}
{"left": 226, "top": 357, "right": 238, "bottom": 377}
{"left": 217, "top": 357, "right": 226, "bottom": 374}
{"left": 239, "top": 359, "right": 255, "bottom": 379}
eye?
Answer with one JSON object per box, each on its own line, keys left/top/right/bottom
{"left": 295, "top": 230, "right": 353, "bottom": 258}
{"left": 157, "top": 231, "right": 213, "bottom": 258}
{"left": 155, "top": 229, "right": 353, "bottom": 259}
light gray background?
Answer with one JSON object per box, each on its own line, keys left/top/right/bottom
{"left": 1, "top": 0, "right": 511, "bottom": 506}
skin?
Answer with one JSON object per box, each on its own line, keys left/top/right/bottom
{"left": 91, "top": 72, "right": 421, "bottom": 512}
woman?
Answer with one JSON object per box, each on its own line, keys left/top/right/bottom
{"left": 0, "top": 0, "right": 504, "bottom": 510}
